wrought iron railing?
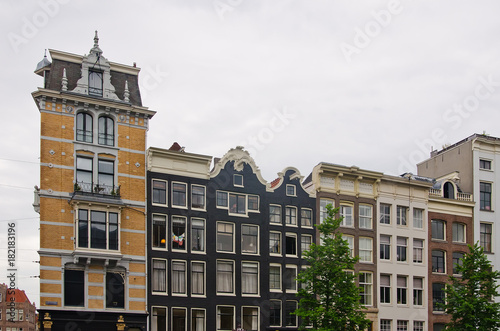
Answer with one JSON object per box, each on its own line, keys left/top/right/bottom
{"left": 74, "top": 181, "right": 120, "bottom": 197}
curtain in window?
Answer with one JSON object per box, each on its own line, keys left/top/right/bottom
{"left": 153, "top": 260, "right": 166, "bottom": 292}
{"left": 217, "top": 262, "right": 233, "bottom": 293}
{"left": 172, "top": 261, "right": 186, "bottom": 294}
{"left": 242, "top": 263, "right": 258, "bottom": 294}
{"left": 192, "top": 262, "right": 204, "bottom": 295}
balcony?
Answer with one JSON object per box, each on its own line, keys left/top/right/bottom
{"left": 429, "top": 188, "right": 473, "bottom": 201}
{"left": 74, "top": 181, "right": 120, "bottom": 198}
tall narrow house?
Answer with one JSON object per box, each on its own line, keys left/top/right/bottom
{"left": 32, "top": 33, "right": 155, "bottom": 330}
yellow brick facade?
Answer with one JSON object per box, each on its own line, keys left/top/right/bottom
{"left": 34, "top": 42, "right": 154, "bottom": 327}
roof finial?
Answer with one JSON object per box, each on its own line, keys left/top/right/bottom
{"left": 61, "top": 68, "right": 68, "bottom": 91}
{"left": 124, "top": 80, "right": 130, "bottom": 103}
{"left": 44, "top": 49, "right": 47, "bottom": 58}
{"left": 94, "top": 30, "right": 99, "bottom": 48}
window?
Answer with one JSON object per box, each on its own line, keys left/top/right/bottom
{"left": 432, "top": 250, "right": 446, "bottom": 273}
{"left": 431, "top": 220, "right": 446, "bottom": 240}
{"left": 152, "top": 307, "right": 167, "bottom": 331}
{"left": 269, "top": 300, "right": 281, "bottom": 326}
{"left": 285, "top": 301, "right": 298, "bottom": 327}
{"left": 397, "top": 276, "right": 407, "bottom": 305}
{"left": 380, "top": 274, "right": 391, "bottom": 304}
{"left": 443, "top": 181, "right": 455, "bottom": 199}
{"left": 380, "top": 203, "right": 391, "bottom": 224}
{"left": 217, "top": 222, "right": 234, "bottom": 253}
{"left": 413, "top": 239, "right": 423, "bottom": 264}
{"left": 216, "top": 261, "right": 234, "bottom": 294}
{"left": 233, "top": 174, "right": 243, "bottom": 187}
{"left": 191, "top": 262, "right": 205, "bottom": 296}
{"left": 152, "top": 259, "right": 167, "bottom": 293}
{"left": 242, "top": 307, "right": 259, "bottom": 331}
{"left": 359, "top": 272, "right": 373, "bottom": 306}
{"left": 359, "top": 237, "right": 373, "bottom": 262}
{"left": 269, "top": 264, "right": 281, "bottom": 291}
{"left": 98, "top": 116, "right": 114, "bottom": 146}
{"left": 152, "top": 180, "right": 167, "bottom": 205}
{"left": 217, "top": 306, "right": 234, "bottom": 331}
{"left": 480, "top": 223, "right": 492, "bottom": 252}
{"left": 343, "top": 235, "right": 354, "bottom": 257}
{"left": 172, "top": 261, "right": 186, "bottom": 295}
{"left": 216, "top": 191, "right": 228, "bottom": 208}
{"left": 269, "top": 231, "right": 281, "bottom": 255}
{"left": 172, "top": 216, "right": 186, "bottom": 251}
{"left": 396, "top": 320, "right": 408, "bottom": 331}
{"left": 453, "top": 252, "right": 464, "bottom": 275}
{"left": 285, "top": 233, "right": 297, "bottom": 256}
{"left": 77, "top": 209, "right": 119, "bottom": 250}
{"left": 397, "top": 237, "right": 407, "bottom": 262}
{"left": 380, "top": 235, "right": 391, "bottom": 260}
{"left": 172, "top": 308, "right": 186, "bottom": 331}
{"left": 413, "top": 321, "right": 424, "bottom": 331}
{"left": 434, "top": 323, "right": 446, "bottom": 331}
{"left": 97, "top": 159, "right": 114, "bottom": 191}
{"left": 64, "top": 269, "right": 84, "bottom": 307}
{"left": 285, "top": 206, "right": 297, "bottom": 226}
{"left": 380, "top": 320, "right": 392, "bottom": 331}
{"left": 413, "top": 277, "right": 423, "bottom": 306}
{"left": 229, "top": 193, "right": 246, "bottom": 214}
{"left": 320, "top": 199, "right": 334, "bottom": 223}
{"left": 172, "top": 183, "right": 187, "bottom": 207}
{"left": 191, "top": 219, "right": 205, "bottom": 252}
{"left": 413, "top": 208, "right": 423, "bottom": 229}
{"left": 89, "top": 70, "right": 103, "bottom": 96}
{"left": 397, "top": 206, "right": 407, "bottom": 226}
{"left": 106, "top": 271, "right": 125, "bottom": 308}
{"left": 242, "top": 224, "right": 258, "bottom": 254}
{"left": 359, "top": 205, "right": 372, "bottom": 229}
{"left": 480, "top": 182, "right": 492, "bottom": 210}
{"left": 191, "top": 185, "right": 205, "bottom": 209}
{"left": 433, "top": 283, "right": 445, "bottom": 311}
{"left": 480, "top": 159, "right": 492, "bottom": 170}
{"left": 18, "top": 309, "right": 23, "bottom": 322}
{"left": 284, "top": 266, "right": 297, "bottom": 292}
{"left": 286, "top": 184, "right": 296, "bottom": 196}
{"left": 340, "top": 204, "right": 353, "bottom": 227}
{"left": 191, "top": 309, "right": 205, "bottom": 331}
{"left": 248, "top": 195, "right": 259, "bottom": 211}
{"left": 452, "top": 223, "right": 466, "bottom": 243}
{"left": 301, "top": 234, "right": 312, "bottom": 255}
{"left": 301, "top": 208, "right": 313, "bottom": 227}
{"left": 152, "top": 214, "right": 166, "bottom": 249}
{"left": 76, "top": 157, "right": 93, "bottom": 188}
{"left": 242, "top": 262, "right": 259, "bottom": 295}
{"left": 270, "top": 205, "right": 281, "bottom": 224}
{"left": 76, "top": 112, "right": 93, "bottom": 143}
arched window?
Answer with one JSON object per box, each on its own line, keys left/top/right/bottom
{"left": 98, "top": 116, "right": 114, "bottom": 146}
{"left": 76, "top": 112, "right": 93, "bottom": 143}
{"left": 444, "top": 182, "right": 455, "bottom": 199}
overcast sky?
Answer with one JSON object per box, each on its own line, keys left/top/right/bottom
{"left": 1, "top": 0, "right": 500, "bottom": 307}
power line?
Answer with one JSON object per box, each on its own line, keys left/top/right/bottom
{"left": 0, "top": 216, "right": 39, "bottom": 223}
{"left": 0, "top": 183, "right": 35, "bottom": 190}
{"left": 0, "top": 157, "right": 40, "bottom": 165}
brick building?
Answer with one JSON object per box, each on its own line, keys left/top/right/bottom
{"left": 0, "top": 283, "right": 37, "bottom": 331}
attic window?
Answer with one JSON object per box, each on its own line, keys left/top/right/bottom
{"left": 89, "top": 70, "right": 103, "bottom": 97}
{"left": 234, "top": 174, "right": 243, "bottom": 187}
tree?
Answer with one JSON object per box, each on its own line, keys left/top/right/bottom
{"left": 295, "top": 204, "right": 370, "bottom": 330}
{"left": 443, "top": 242, "right": 500, "bottom": 330}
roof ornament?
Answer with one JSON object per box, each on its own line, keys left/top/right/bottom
{"left": 90, "top": 30, "right": 103, "bottom": 56}
{"left": 35, "top": 49, "right": 52, "bottom": 73}
{"left": 61, "top": 68, "right": 68, "bottom": 91}
{"left": 124, "top": 80, "right": 130, "bottom": 102}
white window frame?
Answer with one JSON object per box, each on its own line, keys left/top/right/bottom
{"left": 171, "top": 307, "right": 187, "bottom": 331}
{"left": 269, "top": 204, "right": 282, "bottom": 225}
{"left": 217, "top": 305, "right": 235, "bottom": 331}
{"left": 191, "top": 261, "right": 206, "bottom": 297}
{"left": 301, "top": 208, "right": 313, "bottom": 228}
{"left": 151, "top": 306, "right": 168, "bottom": 331}
{"left": 216, "top": 260, "right": 235, "bottom": 295}
{"left": 343, "top": 234, "right": 354, "bottom": 257}
{"left": 171, "top": 181, "right": 188, "bottom": 208}
{"left": 286, "top": 184, "right": 296, "bottom": 196}
{"left": 191, "top": 184, "right": 206, "bottom": 210}
{"left": 152, "top": 179, "right": 168, "bottom": 206}
{"left": 171, "top": 215, "right": 187, "bottom": 252}
{"left": 152, "top": 258, "right": 167, "bottom": 295}
{"left": 380, "top": 203, "right": 391, "bottom": 224}
{"left": 452, "top": 222, "right": 466, "bottom": 243}
{"left": 380, "top": 274, "right": 391, "bottom": 304}
{"left": 359, "top": 204, "right": 373, "bottom": 229}
{"left": 397, "top": 237, "right": 408, "bottom": 262}
{"left": 248, "top": 195, "right": 260, "bottom": 212}
{"left": 359, "top": 237, "right": 373, "bottom": 263}
{"left": 191, "top": 218, "right": 205, "bottom": 254}
{"left": 340, "top": 203, "right": 354, "bottom": 227}
{"left": 320, "top": 199, "right": 334, "bottom": 223}
{"left": 284, "top": 264, "right": 298, "bottom": 293}
{"left": 191, "top": 308, "right": 206, "bottom": 331}
{"left": 397, "top": 275, "right": 408, "bottom": 305}
{"left": 301, "top": 234, "right": 312, "bottom": 256}
{"left": 241, "top": 261, "right": 260, "bottom": 296}
{"left": 269, "top": 231, "right": 282, "bottom": 256}
{"left": 241, "top": 306, "right": 260, "bottom": 331}
{"left": 480, "top": 158, "right": 492, "bottom": 171}
{"left": 413, "top": 277, "right": 424, "bottom": 306}
{"left": 285, "top": 300, "right": 298, "bottom": 327}
{"left": 216, "top": 221, "right": 235, "bottom": 253}
{"left": 413, "top": 208, "right": 424, "bottom": 229}
{"left": 431, "top": 219, "right": 446, "bottom": 241}
{"left": 171, "top": 260, "right": 187, "bottom": 296}
{"left": 269, "top": 300, "right": 282, "bottom": 327}
{"left": 413, "top": 239, "right": 424, "bottom": 264}
{"left": 216, "top": 190, "right": 228, "bottom": 209}
{"left": 269, "top": 263, "right": 282, "bottom": 292}
{"left": 233, "top": 174, "right": 244, "bottom": 187}
{"left": 397, "top": 205, "right": 407, "bottom": 226}
{"left": 152, "top": 213, "right": 167, "bottom": 251}
{"left": 285, "top": 206, "right": 298, "bottom": 226}
{"left": 359, "top": 271, "right": 373, "bottom": 306}
{"left": 285, "top": 232, "right": 298, "bottom": 257}
{"left": 380, "top": 235, "right": 391, "bottom": 261}
{"left": 241, "top": 224, "right": 259, "bottom": 255}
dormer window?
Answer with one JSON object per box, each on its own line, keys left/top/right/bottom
{"left": 234, "top": 174, "right": 243, "bottom": 187}
{"left": 89, "top": 70, "right": 103, "bottom": 97}
{"left": 443, "top": 182, "right": 455, "bottom": 199}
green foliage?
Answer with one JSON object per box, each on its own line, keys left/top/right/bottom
{"left": 443, "top": 242, "right": 500, "bottom": 330}
{"left": 295, "top": 204, "right": 370, "bottom": 330}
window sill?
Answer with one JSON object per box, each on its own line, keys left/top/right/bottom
{"left": 480, "top": 208, "right": 494, "bottom": 212}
